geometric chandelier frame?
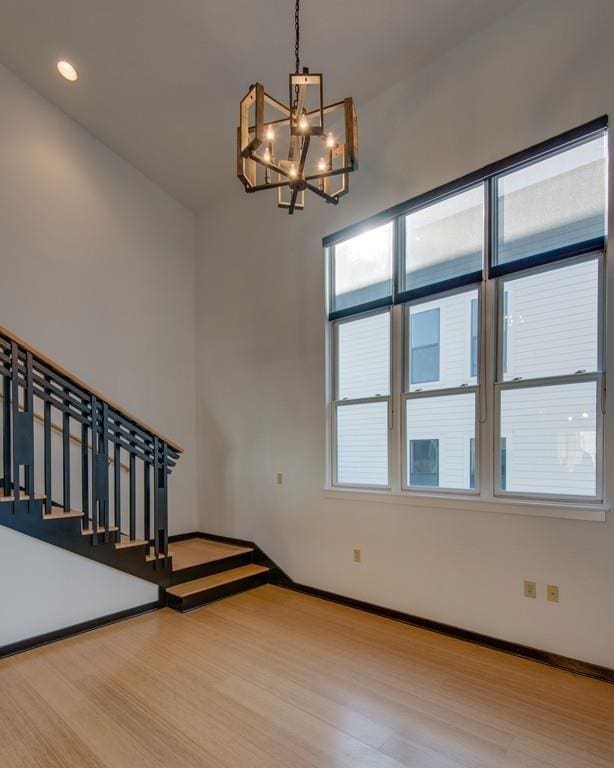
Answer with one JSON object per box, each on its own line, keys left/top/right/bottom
{"left": 236, "top": 1, "right": 359, "bottom": 214}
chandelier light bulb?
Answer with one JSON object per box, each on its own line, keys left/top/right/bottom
{"left": 326, "top": 131, "right": 335, "bottom": 148}
{"left": 289, "top": 163, "right": 298, "bottom": 178}
{"left": 266, "top": 124, "right": 275, "bottom": 141}
{"left": 318, "top": 157, "right": 326, "bottom": 172}
{"left": 298, "top": 114, "right": 309, "bottom": 132}
{"left": 263, "top": 147, "right": 272, "bottom": 163}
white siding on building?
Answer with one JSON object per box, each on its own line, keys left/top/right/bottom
{"left": 337, "top": 401, "right": 388, "bottom": 486}
{"left": 503, "top": 258, "right": 598, "bottom": 380}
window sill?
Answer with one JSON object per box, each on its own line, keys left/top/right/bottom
{"left": 323, "top": 488, "right": 608, "bottom": 522}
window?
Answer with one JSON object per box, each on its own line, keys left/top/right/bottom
{"left": 326, "top": 118, "right": 607, "bottom": 511}
{"left": 330, "top": 222, "right": 393, "bottom": 316}
{"left": 496, "top": 258, "right": 600, "bottom": 498}
{"left": 410, "top": 440, "right": 439, "bottom": 487}
{"left": 410, "top": 308, "right": 440, "bottom": 384}
{"left": 333, "top": 310, "right": 390, "bottom": 487}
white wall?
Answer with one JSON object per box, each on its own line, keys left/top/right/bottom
{"left": 0, "top": 527, "right": 157, "bottom": 646}
{"left": 0, "top": 61, "right": 197, "bottom": 639}
{"left": 195, "top": 0, "right": 614, "bottom": 668}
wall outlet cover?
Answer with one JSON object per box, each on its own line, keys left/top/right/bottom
{"left": 547, "top": 584, "right": 560, "bottom": 603}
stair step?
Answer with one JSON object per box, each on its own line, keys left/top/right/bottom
{"left": 146, "top": 547, "right": 175, "bottom": 562}
{"left": 1, "top": 493, "right": 45, "bottom": 503}
{"left": 166, "top": 564, "right": 269, "bottom": 599}
{"left": 81, "top": 525, "right": 118, "bottom": 536}
{"left": 170, "top": 537, "right": 253, "bottom": 572}
{"left": 43, "top": 506, "right": 84, "bottom": 520}
{"left": 115, "top": 534, "right": 148, "bottom": 549}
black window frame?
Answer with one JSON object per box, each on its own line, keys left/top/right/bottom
{"left": 326, "top": 115, "right": 607, "bottom": 321}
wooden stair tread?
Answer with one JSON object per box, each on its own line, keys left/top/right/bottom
{"left": 1, "top": 493, "right": 45, "bottom": 502}
{"left": 43, "top": 506, "right": 84, "bottom": 520}
{"left": 115, "top": 535, "right": 148, "bottom": 549}
{"left": 166, "top": 564, "right": 269, "bottom": 598}
{"left": 146, "top": 547, "right": 174, "bottom": 562}
{"left": 81, "top": 525, "right": 118, "bottom": 536}
{"left": 170, "top": 537, "right": 253, "bottom": 572}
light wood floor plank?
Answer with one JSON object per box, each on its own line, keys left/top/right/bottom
{"left": 1, "top": 585, "right": 612, "bottom": 767}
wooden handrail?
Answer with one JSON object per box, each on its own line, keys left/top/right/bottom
{"left": 0, "top": 326, "right": 183, "bottom": 453}
{"left": 0, "top": 393, "right": 130, "bottom": 473}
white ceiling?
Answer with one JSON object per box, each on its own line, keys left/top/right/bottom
{"left": 0, "top": 0, "right": 525, "bottom": 210}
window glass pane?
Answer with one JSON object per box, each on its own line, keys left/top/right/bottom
{"left": 404, "top": 186, "right": 483, "bottom": 292}
{"left": 496, "top": 136, "right": 606, "bottom": 264}
{"left": 410, "top": 308, "right": 439, "bottom": 384}
{"left": 336, "top": 402, "right": 388, "bottom": 486}
{"left": 332, "top": 222, "right": 393, "bottom": 313}
{"left": 500, "top": 382, "right": 597, "bottom": 496}
{"left": 410, "top": 439, "right": 439, "bottom": 486}
{"left": 501, "top": 258, "right": 598, "bottom": 381}
{"left": 406, "top": 393, "right": 475, "bottom": 489}
{"left": 337, "top": 312, "right": 390, "bottom": 399}
{"left": 408, "top": 288, "right": 478, "bottom": 391}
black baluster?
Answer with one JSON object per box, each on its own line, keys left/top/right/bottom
{"left": 161, "top": 442, "right": 169, "bottom": 564}
{"left": 153, "top": 437, "right": 160, "bottom": 568}
{"left": 62, "top": 402, "right": 70, "bottom": 514}
{"left": 129, "top": 441, "right": 136, "bottom": 541}
{"left": 143, "top": 460, "right": 151, "bottom": 550}
{"left": 2, "top": 373, "right": 11, "bottom": 498}
{"left": 43, "top": 380, "right": 52, "bottom": 515}
{"left": 23, "top": 352, "right": 34, "bottom": 500}
{"left": 101, "top": 403, "right": 109, "bottom": 543}
{"left": 91, "top": 395, "right": 98, "bottom": 545}
{"left": 81, "top": 422, "right": 89, "bottom": 529}
{"left": 11, "top": 343, "right": 20, "bottom": 503}
{"left": 114, "top": 442, "right": 121, "bottom": 544}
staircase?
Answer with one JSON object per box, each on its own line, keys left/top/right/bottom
{"left": 0, "top": 326, "right": 274, "bottom": 610}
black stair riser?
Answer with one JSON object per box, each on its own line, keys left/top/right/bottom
{"left": 167, "top": 571, "right": 271, "bottom": 612}
{"left": 0, "top": 500, "right": 171, "bottom": 586}
{"left": 169, "top": 550, "right": 254, "bottom": 585}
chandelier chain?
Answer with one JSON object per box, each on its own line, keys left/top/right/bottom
{"left": 294, "top": 0, "right": 300, "bottom": 73}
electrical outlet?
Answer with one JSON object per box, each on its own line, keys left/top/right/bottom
{"left": 276, "top": 473, "right": 283, "bottom": 485}
{"left": 524, "top": 580, "right": 537, "bottom": 599}
{"left": 547, "top": 584, "right": 559, "bottom": 603}
{"left": 353, "top": 548, "right": 361, "bottom": 563}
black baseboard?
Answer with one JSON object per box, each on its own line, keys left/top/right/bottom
{"left": 169, "top": 530, "right": 614, "bottom": 685}
{"left": 0, "top": 601, "right": 161, "bottom": 660}
{"left": 278, "top": 580, "right": 614, "bottom": 685}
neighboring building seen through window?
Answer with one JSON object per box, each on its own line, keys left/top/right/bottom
{"left": 410, "top": 439, "right": 439, "bottom": 486}
{"left": 410, "top": 308, "right": 440, "bottom": 384}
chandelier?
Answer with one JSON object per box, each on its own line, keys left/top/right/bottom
{"left": 236, "top": 0, "right": 358, "bottom": 214}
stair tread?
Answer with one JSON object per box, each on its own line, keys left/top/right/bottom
{"left": 146, "top": 547, "right": 175, "bottom": 562}
{"left": 166, "top": 564, "right": 269, "bottom": 598}
{"left": 115, "top": 534, "right": 148, "bottom": 549}
{"left": 1, "top": 493, "right": 45, "bottom": 502}
{"left": 170, "top": 537, "right": 253, "bottom": 572}
{"left": 81, "top": 525, "right": 118, "bottom": 535}
{"left": 43, "top": 506, "right": 84, "bottom": 520}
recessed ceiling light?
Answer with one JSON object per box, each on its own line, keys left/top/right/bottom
{"left": 57, "top": 60, "right": 78, "bottom": 82}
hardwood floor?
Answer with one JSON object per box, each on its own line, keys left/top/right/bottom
{"left": 1, "top": 585, "right": 613, "bottom": 767}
